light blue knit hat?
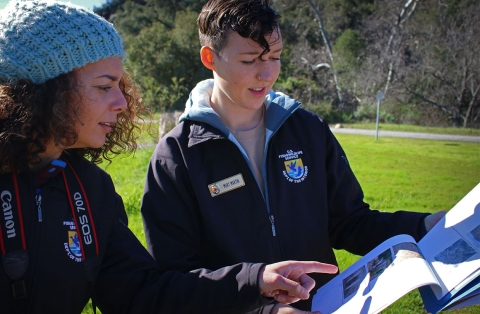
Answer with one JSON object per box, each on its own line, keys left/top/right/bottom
{"left": 0, "top": 0, "right": 125, "bottom": 84}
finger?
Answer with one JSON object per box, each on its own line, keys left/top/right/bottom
{"left": 425, "top": 210, "right": 447, "bottom": 231}
{"left": 293, "top": 261, "right": 338, "bottom": 275}
{"left": 298, "top": 273, "right": 316, "bottom": 292}
{"left": 259, "top": 261, "right": 338, "bottom": 297}
{"left": 269, "top": 274, "right": 310, "bottom": 300}
{"left": 273, "top": 290, "right": 301, "bottom": 304}
{"left": 261, "top": 289, "right": 281, "bottom": 298}
{"left": 274, "top": 293, "right": 301, "bottom": 304}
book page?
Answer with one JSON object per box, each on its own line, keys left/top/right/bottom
{"left": 312, "top": 234, "right": 439, "bottom": 314}
{"left": 420, "top": 273, "right": 480, "bottom": 313}
{"left": 418, "top": 183, "right": 480, "bottom": 299}
{"left": 444, "top": 292, "right": 480, "bottom": 311}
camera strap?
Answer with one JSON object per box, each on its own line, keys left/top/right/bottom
{"left": 0, "top": 159, "right": 100, "bottom": 307}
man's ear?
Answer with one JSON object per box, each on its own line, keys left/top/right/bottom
{"left": 200, "top": 46, "right": 215, "bottom": 71}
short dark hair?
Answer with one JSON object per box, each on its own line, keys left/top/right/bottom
{"left": 197, "top": 0, "right": 281, "bottom": 57}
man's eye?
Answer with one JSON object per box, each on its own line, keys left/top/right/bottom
{"left": 242, "top": 60, "right": 255, "bottom": 64}
{"left": 99, "top": 86, "right": 111, "bottom": 91}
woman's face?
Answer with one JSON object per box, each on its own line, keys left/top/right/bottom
{"left": 70, "top": 57, "right": 127, "bottom": 149}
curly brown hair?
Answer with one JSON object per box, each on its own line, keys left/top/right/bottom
{"left": 197, "top": 0, "right": 281, "bottom": 58}
{"left": 0, "top": 70, "right": 144, "bottom": 174}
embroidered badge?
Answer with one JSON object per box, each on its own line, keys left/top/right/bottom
{"left": 208, "top": 174, "right": 245, "bottom": 197}
{"left": 279, "top": 150, "right": 308, "bottom": 183}
{"left": 284, "top": 159, "right": 305, "bottom": 179}
{"left": 63, "top": 221, "right": 82, "bottom": 262}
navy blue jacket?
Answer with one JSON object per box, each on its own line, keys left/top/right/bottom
{"left": 142, "top": 80, "right": 429, "bottom": 312}
{"left": 0, "top": 153, "right": 269, "bottom": 313}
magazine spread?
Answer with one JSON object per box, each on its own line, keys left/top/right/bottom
{"left": 311, "top": 183, "right": 480, "bottom": 314}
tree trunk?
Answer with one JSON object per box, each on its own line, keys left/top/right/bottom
{"left": 306, "top": 0, "right": 342, "bottom": 102}
{"left": 383, "top": 0, "right": 418, "bottom": 96}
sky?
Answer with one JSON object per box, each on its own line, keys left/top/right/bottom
{"left": 0, "top": 0, "right": 108, "bottom": 11}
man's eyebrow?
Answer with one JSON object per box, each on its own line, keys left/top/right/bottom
{"left": 239, "top": 51, "right": 263, "bottom": 55}
{"left": 239, "top": 48, "right": 283, "bottom": 55}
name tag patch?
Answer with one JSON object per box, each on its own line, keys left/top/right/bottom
{"left": 208, "top": 174, "right": 245, "bottom": 197}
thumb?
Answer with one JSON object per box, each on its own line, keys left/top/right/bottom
{"left": 425, "top": 211, "right": 446, "bottom": 232}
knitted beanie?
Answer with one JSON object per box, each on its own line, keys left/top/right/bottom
{"left": 0, "top": 0, "right": 125, "bottom": 84}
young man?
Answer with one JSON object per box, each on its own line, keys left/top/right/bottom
{"left": 141, "top": 0, "right": 444, "bottom": 312}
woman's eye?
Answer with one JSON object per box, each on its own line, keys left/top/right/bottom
{"left": 99, "top": 86, "right": 111, "bottom": 91}
{"left": 242, "top": 59, "right": 255, "bottom": 64}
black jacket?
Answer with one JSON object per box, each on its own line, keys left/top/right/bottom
{"left": 142, "top": 108, "right": 429, "bottom": 312}
{"left": 0, "top": 153, "right": 269, "bottom": 313}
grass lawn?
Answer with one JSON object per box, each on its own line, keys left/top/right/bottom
{"left": 332, "top": 134, "right": 479, "bottom": 313}
{"left": 84, "top": 130, "right": 479, "bottom": 313}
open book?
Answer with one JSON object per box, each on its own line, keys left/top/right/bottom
{"left": 311, "top": 183, "right": 480, "bottom": 314}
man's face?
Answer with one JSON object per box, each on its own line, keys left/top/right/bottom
{"left": 210, "top": 28, "right": 283, "bottom": 115}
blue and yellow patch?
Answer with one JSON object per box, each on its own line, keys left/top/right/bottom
{"left": 284, "top": 158, "right": 305, "bottom": 179}
{"left": 68, "top": 230, "right": 82, "bottom": 257}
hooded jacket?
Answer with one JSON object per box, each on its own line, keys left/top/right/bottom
{"left": 0, "top": 152, "right": 270, "bottom": 313}
{"left": 141, "top": 79, "right": 429, "bottom": 312}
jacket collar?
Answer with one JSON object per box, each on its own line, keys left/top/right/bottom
{"left": 187, "top": 122, "right": 226, "bottom": 148}
{"left": 180, "top": 79, "right": 302, "bottom": 140}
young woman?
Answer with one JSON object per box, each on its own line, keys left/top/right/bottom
{"left": 0, "top": 1, "right": 337, "bottom": 313}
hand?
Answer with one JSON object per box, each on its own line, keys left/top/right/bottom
{"left": 258, "top": 260, "right": 338, "bottom": 305}
{"left": 271, "top": 303, "right": 320, "bottom": 314}
{"left": 424, "top": 211, "right": 447, "bottom": 232}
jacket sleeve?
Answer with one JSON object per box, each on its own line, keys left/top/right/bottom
{"left": 141, "top": 138, "right": 205, "bottom": 273}
{"left": 322, "top": 123, "right": 429, "bottom": 255}
{"left": 94, "top": 194, "right": 270, "bottom": 314}
{"left": 141, "top": 141, "right": 279, "bottom": 314}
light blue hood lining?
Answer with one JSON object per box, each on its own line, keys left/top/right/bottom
{"left": 179, "top": 79, "right": 301, "bottom": 200}
{"left": 179, "top": 79, "right": 301, "bottom": 140}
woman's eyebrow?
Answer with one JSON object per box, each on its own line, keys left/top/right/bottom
{"left": 95, "top": 74, "right": 119, "bottom": 81}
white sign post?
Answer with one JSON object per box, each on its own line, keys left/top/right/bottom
{"left": 375, "top": 90, "right": 384, "bottom": 141}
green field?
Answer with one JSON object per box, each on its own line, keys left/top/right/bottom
{"left": 84, "top": 130, "right": 479, "bottom": 313}
{"left": 332, "top": 134, "right": 479, "bottom": 314}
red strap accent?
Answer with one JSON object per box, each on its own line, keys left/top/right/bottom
{"left": 63, "top": 160, "right": 99, "bottom": 257}
{"left": 11, "top": 167, "right": 27, "bottom": 250}
{"left": 62, "top": 171, "right": 87, "bottom": 260}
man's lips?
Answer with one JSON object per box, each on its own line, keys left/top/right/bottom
{"left": 249, "top": 87, "right": 266, "bottom": 96}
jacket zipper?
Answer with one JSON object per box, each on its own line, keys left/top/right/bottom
{"left": 36, "top": 188, "right": 42, "bottom": 222}
{"left": 269, "top": 215, "right": 276, "bottom": 236}
{"left": 263, "top": 139, "right": 276, "bottom": 237}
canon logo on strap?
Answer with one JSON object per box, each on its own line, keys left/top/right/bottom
{"left": 1, "top": 190, "right": 16, "bottom": 238}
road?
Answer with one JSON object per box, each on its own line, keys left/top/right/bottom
{"left": 330, "top": 128, "right": 480, "bottom": 143}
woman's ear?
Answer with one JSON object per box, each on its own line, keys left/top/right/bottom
{"left": 200, "top": 46, "right": 215, "bottom": 71}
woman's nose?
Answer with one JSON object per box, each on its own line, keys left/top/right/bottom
{"left": 112, "top": 86, "right": 127, "bottom": 112}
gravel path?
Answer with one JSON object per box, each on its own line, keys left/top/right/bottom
{"left": 330, "top": 128, "right": 480, "bottom": 143}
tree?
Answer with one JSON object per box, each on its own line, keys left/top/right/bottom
{"left": 306, "top": 0, "right": 343, "bottom": 101}
{"left": 99, "top": 0, "right": 209, "bottom": 112}
{"left": 96, "top": 0, "right": 480, "bottom": 127}
{"left": 403, "top": 0, "right": 480, "bottom": 127}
